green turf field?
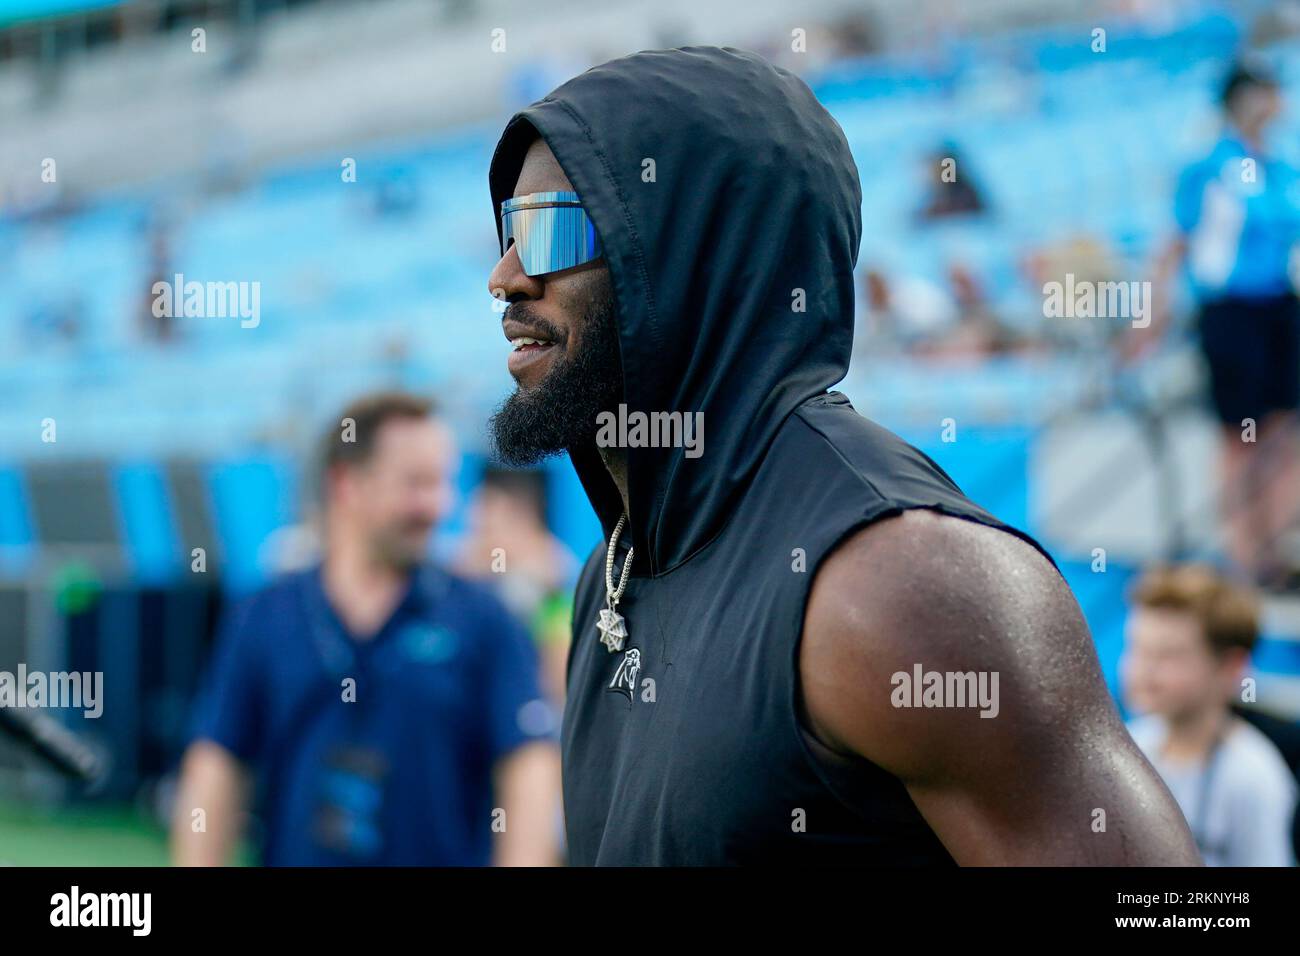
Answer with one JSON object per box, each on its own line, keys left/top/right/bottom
{"left": 0, "top": 801, "right": 169, "bottom": 865}
{"left": 0, "top": 800, "right": 259, "bottom": 865}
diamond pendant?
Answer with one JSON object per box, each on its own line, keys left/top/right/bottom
{"left": 596, "top": 603, "right": 628, "bottom": 653}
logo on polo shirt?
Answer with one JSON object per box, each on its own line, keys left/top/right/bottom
{"left": 398, "top": 625, "right": 459, "bottom": 664}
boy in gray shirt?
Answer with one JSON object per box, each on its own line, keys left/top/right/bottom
{"left": 1123, "top": 564, "right": 1297, "bottom": 866}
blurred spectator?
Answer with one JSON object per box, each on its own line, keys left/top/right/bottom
{"left": 859, "top": 267, "right": 959, "bottom": 354}
{"left": 24, "top": 294, "right": 83, "bottom": 347}
{"left": 171, "top": 392, "right": 560, "bottom": 866}
{"left": 853, "top": 142, "right": 1017, "bottom": 360}
{"left": 370, "top": 166, "right": 421, "bottom": 219}
{"left": 1248, "top": 2, "right": 1300, "bottom": 46}
{"left": 142, "top": 217, "right": 177, "bottom": 343}
{"left": 1152, "top": 60, "right": 1300, "bottom": 589}
{"left": 827, "top": 9, "right": 883, "bottom": 60}
{"left": 455, "top": 466, "right": 577, "bottom": 708}
{"left": 1025, "top": 233, "right": 1128, "bottom": 352}
{"left": 1122, "top": 564, "right": 1297, "bottom": 866}
{"left": 916, "top": 142, "right": 987, "bottom": 222}
{"left": 940, "top": 262, "right": 1021, "bottom": 356}
{"left": 857, "top": 263, "right": 1019, "bottom": 360}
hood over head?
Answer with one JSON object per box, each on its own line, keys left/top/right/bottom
{"left": 489, "top": 46, "right": 862, "bottom": 575}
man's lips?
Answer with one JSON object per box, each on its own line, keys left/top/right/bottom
{"left": 507, "top": 340, "right": 557, "bottom": 377}
{"left": 502, "top": 318, "right": 559, "bottom": 347}
{"left": 503, "top": 320, "right": 560, "bottom": 378}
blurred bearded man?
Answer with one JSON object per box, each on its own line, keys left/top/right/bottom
{"left": 173, "top": 392, "right": 560, "bottom": 866}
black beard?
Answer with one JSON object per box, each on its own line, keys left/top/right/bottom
{"left": 489, "top": 280, "right": 623, "bottom": 466}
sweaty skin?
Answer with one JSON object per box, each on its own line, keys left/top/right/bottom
{"left": 800, "top": 508, "right": 1203, "bottom": 865}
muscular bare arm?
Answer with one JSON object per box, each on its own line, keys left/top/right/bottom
{"left": 800, "top": 508, "right": 1201, "bottom": 865}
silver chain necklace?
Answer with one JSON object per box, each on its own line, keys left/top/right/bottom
{"left": 596, "top": 513, "right": 633, "bottom": 653}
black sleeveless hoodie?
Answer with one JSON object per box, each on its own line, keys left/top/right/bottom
{"left": 488, "top": 47, "right": 1050, "bottom": 865}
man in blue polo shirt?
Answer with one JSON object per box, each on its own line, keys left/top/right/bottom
{"left": 171, "top": 392, "right": 561, "bottom": 866}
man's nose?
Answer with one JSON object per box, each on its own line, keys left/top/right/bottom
{"left": 488, "top": 243, "right": 545, "bottom": 305}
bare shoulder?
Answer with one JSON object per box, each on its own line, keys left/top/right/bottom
{"left": 809, "top": 508, "right": 1077, "bottom": 641}
{"left": 800, "top": 509, "right": 1203, "bottom": 864}
{"left": 800, "top": 508, "right": 1114, "bottom": 783}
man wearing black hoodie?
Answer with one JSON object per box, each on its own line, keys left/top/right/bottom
{"left": 486, "top": 46, "right": 1201, "bottom": 866}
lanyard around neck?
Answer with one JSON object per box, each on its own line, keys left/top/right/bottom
{"left": 1190, "top": 717, "right": 1233, "bottom": 858}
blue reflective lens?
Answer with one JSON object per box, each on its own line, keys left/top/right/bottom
{"left": 500, "top": 191, "right": 602, "bottom": 277}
